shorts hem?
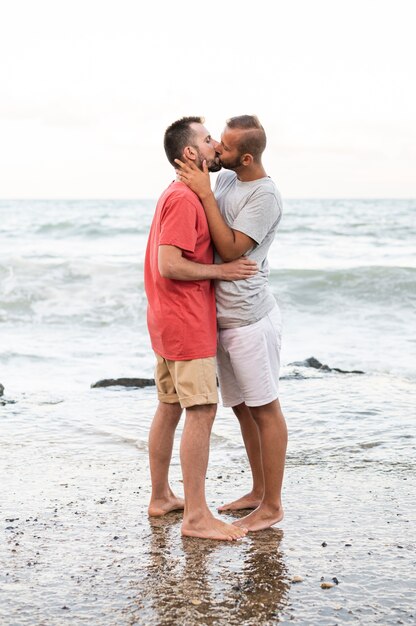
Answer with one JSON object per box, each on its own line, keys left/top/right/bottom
{"left": 244, "top": 393, "right": 279, "bottom": 408}
{"left": 221, "top": 397, "right": 244, "bottom": 408}
{"left": 180, "top": 392, "right": 218, "bottom": 409}
{"left": 157, "top": 392, "right": 180, "bottom": 404}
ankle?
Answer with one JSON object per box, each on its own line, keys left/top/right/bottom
{"left": 150, "top": 489, "right": 174, "bottom": 502}
{"left": 183, "top": 506, "right": 212, "bottom": 524}
{"left": 261, "top": 500, "right": 283, "bottom": 512}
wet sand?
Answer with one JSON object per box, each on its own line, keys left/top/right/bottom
{"left": 1, "top": 430, "right": 415, "bottom": 625}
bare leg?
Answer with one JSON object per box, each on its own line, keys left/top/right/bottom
{"left": 218, "top": 402, "right": 264, "bottom": 511}
{"left": 233, "top": 399, "right": 287, "bottom": 532}
{"left": 148, "top": 401, "right": 185, "bottom": 516}
{"left": 180, "top": 404, "right": 247, "bottom": 540}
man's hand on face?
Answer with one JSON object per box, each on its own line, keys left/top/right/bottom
{"left": 174, "top": 158, "right": 213, "bottom": 200}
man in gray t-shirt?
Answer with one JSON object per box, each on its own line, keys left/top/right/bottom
{"left": 214, "top": 169, "right": 282, "bottom": 329}
{"left": 175, "top": 115, "right": 288, "bottom": 533}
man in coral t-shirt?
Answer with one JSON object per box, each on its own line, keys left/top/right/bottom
{"left": 144, "top": 117, "right": 257, "bottom": 540}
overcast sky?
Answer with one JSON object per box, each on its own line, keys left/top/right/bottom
{"left": 1, "top": 0, "right": 415, "bottom": 199}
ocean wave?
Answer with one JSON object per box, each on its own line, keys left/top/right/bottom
{"left": 0, "top": 257, "right": 146, "bottom": 324}
{"left": 33, "top": 221, "right": 151, "bottom": 238}
{"left": 271, "top": 265, "right": 416, "bottom": 309}
{"left": 1, "top": 262, "right": 414, "bottom": 325}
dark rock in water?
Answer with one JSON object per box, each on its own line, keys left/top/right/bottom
{"left": 288, "top": 357, "right": 364, "bottom": 375}
{"left": 91, "top": 378, "right": 155, "bottom": 389}
{"left": 331, "top": 366, "right": 365, "bottom": 375}
{"left": 289, "top": 357, "right": 331, "bottom": 371}
{"left": 90, "top": 358, "right": 364, "bottom": 391}
{"left": 0, "top": 383, "right": 16, "bottom": 405}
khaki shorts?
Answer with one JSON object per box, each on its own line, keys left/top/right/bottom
{"left": 154, "top": 353, "right": 218, "bottom": 408}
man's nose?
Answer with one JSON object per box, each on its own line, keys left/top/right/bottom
{"left": 214, "top": 140, "right": 222, "bottom": 154}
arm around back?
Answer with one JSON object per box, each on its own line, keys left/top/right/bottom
{"left": 158, "top": 245, "right": 258, "bottom": 281}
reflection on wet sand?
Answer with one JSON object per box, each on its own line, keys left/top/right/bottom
{"left": 233, "top": 528, "right": 290, "bottom": 623}
{"left": 133, "top": 514, "right": 290, "bottom": 625}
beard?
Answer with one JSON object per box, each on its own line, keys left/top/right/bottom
{"left": 208, "top": 158, "right": 222, "bottom": 173}
{"left": 195, "top": 149, "right": 222, "bottom": 173}
{"left": 219, "top": 154, "right": 243, "bottom": 170}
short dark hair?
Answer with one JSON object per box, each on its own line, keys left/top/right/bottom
{"left": 226, "top": 115, "right": 266, "bottom": 161}
{"left": 164, "top": 116, "right": 204, "bottom": 166}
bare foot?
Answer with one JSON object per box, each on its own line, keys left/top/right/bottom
{"left": 218, "top": 491, "right": 263, "bottom": 512}
{"left": 232, "top": 503, "right": 284, "bottom": 532}
{"left": 182, "top": 513, "right": 248, "bottom": 541}
{"left": 148, "top": 496, "right": 185, "bottom": 517}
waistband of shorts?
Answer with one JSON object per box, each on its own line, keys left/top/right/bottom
{"left": 218, "top": 300, "right": 280, "bottom": 331}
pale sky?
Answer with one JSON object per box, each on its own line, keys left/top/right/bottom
{"left": 0, "top": 0, "right": 415, "bottom": 199}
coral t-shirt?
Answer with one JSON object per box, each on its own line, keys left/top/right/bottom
{"left": 144, "top": 181, "right": 217, "bottom": 360}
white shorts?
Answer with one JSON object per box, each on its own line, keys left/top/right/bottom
{"left": 217, "top": 304, "right": 282, "bottom": 408}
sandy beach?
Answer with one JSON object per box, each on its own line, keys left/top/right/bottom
{"left": 1, "top": 383, "right": 415, "bottom": 626}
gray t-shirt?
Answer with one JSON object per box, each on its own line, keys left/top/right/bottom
{"left": 214, "top": 170, "right": 282, "bottom": 329}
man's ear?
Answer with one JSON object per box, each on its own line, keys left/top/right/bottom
{"left": 183, "top": 145, "right": 197, "bottom": 161}
{"left": 241, "top": 153, "right": 253, "bottom": 166}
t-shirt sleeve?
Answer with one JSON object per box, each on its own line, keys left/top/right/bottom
{"left": 232, "top": 192, "right": 281, "bottom": 245}
{"left": 159, "top": 195, "right": 197, "bottom": 253}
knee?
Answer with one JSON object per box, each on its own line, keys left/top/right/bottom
{"left": 159, "top": 402, "right": 182, "bottom": 422}
{"left": 187, "top": 403, "right": 216, "bottom": 422}
{"left": 249, "top": 406, "right": 272, "bottom": 424}
{"left": 250, "top": 401, "right": 286, "bottom": 426}
{"left": 203, "top": 404, "right": 217, "bottom": 422}
{"left": 232, "top": 403, "right": 252, "bottom": 422}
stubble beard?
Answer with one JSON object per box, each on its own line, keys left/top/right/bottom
{"left": 219, "top": 154, "right": 243, "bottom": 171}
{"left": 208, "top": 158, "right": 222, "bottom": 173}
{"left": 195, "top": 149, "right": 222, "bottom": 173}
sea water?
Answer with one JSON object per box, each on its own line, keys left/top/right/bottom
{"left": 0, "top": 197, "right": 415, "bottom": 462}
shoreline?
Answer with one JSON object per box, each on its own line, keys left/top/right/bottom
{"left": 2, "top": 428, "right": 414, "bottom": 625}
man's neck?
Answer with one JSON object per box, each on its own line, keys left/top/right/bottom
{"left": 235, "top": 163, "right": 267, "bottom": 182}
